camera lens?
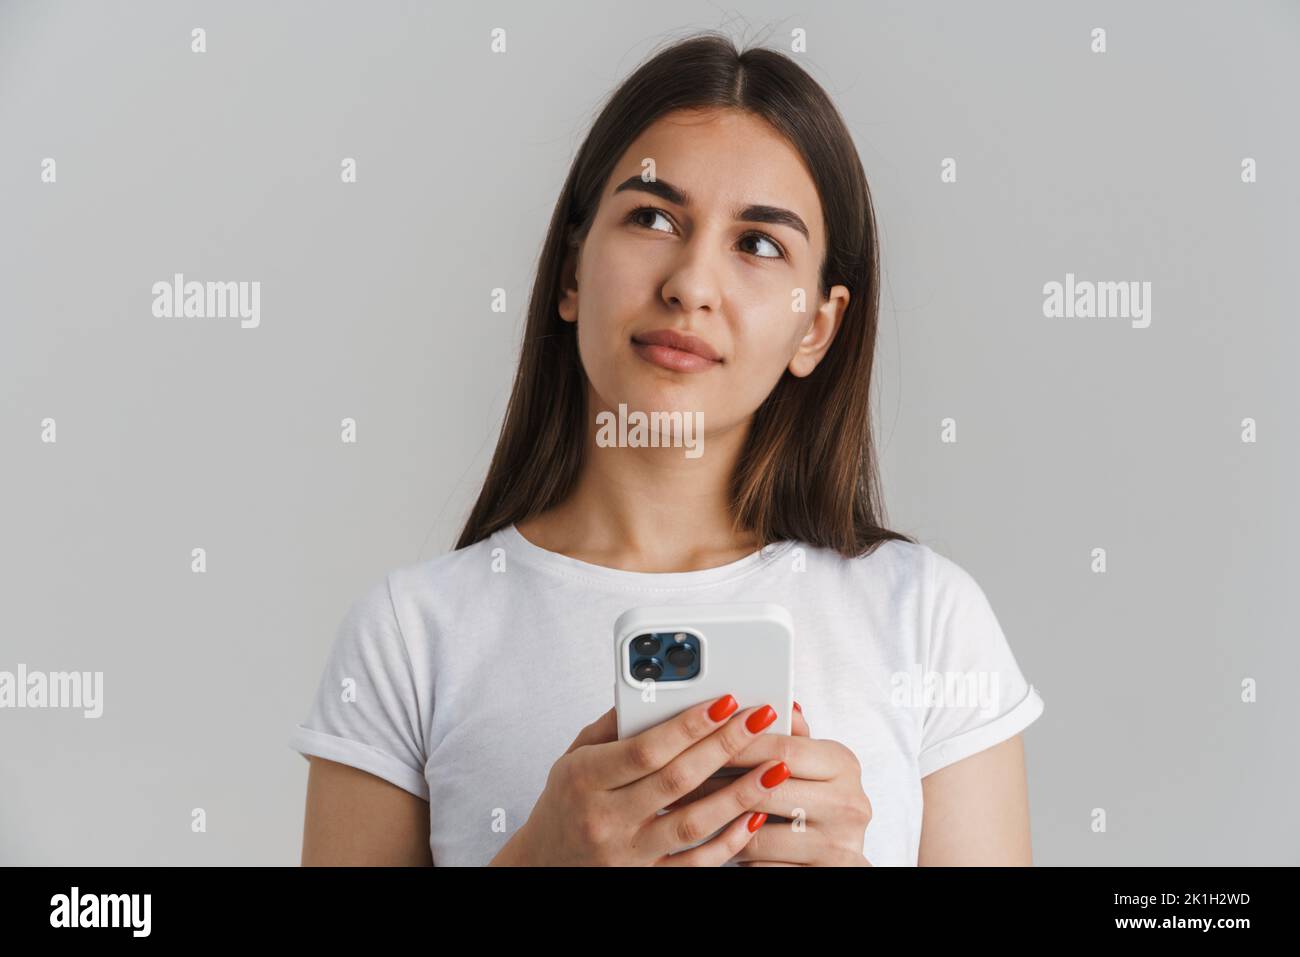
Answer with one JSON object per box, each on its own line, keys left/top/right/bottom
{"left": 665, "top": 645, "right": 695, "bottom": 668}
{"left": 632, "top": 659, "right": 662, "bottom": 681}
{"left": 632, "top": 634, "right": 660, "bottom": 656}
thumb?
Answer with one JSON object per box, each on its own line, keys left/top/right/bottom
{"left": 791, "top": 699, "right": 810, "bottom": 737}
{"left": 565, "top": 705, "right": 618, "bottom": 754}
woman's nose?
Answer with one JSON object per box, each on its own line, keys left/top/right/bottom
{"left": 661, "top": 236, "right": 724, "bottom": 314}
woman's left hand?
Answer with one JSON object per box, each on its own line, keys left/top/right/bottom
{"left": 662, "top": 702, "right": 873, "bottom": 866}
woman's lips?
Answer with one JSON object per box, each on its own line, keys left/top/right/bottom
{"left": 630, "top": 330, "right": 723, "bottom": 373}
{"left": 631, "top": 341, "right": 721, "bottom": 372}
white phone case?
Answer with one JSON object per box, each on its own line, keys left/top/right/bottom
{"left": 612, "top": 603, "right": 795, "bottom": 857}
{"left": 613, "top": 602, "right": 794, "bottom": 744}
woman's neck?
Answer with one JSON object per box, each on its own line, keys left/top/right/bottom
{"left": 516, "top": 403, "right": 761, "bottom": 573}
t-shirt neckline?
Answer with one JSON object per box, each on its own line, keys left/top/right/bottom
{"left": 493, "top": 522, "right": 793, "bottom": 590}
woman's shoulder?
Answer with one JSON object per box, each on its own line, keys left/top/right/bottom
{"left": 831, "top": 536, "right": 987, "bottom": 585}
{"left": 379, "top": 531, "right": 504, "bottom": 600}
{"left": 790, "top": 535, "right": 993, "bottom": 604}
{"left": 329, "top": 533, "right": 503, "bottom": 626}
{"left": 791, "top": 534, "right": 933, "bottom": 581}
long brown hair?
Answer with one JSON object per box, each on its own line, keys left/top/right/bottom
{"left": 456, "top": 32, "right": 914, "bottom": 558}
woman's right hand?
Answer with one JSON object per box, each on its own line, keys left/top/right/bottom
{"left": 490, "top": 695, "right": 791, "bottom": 866}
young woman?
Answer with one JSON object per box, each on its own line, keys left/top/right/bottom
{"left": 290, "top": 33, "right": 1044, "bottom": 866}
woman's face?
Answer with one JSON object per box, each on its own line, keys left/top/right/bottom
{"left": 559, "top": 107, "right": 850, "bottom": 443}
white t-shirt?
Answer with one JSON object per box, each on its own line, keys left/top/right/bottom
{"left": 288, "top": 523, "right": 1044, "bottom": 866}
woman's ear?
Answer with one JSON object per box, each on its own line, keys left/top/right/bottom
{"left": 788, "top": 283, "right": 850, "bottom": 377}
{"left": 557, "top": 240, "right": 580, "bottom": 324}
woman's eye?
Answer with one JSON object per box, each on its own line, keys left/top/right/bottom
{"left": 627, "top": 207, "right": 785, "bottom": 261}
{"left": 628, "top": 206, "right": 675, "bottom": 233}
{"left": 741, "top": 233, "right": 785, "bottom": 260}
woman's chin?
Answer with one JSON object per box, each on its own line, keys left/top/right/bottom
{"left": 600, "top": 389, "right": 706, "bottom": 419}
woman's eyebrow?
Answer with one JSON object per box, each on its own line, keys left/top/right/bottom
{"left": 612, "top": 175, "right": 810, "bottom": 243}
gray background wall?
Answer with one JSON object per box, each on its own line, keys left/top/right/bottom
{"left": 2, "top": 0, "right": 1296, "bottom": 864}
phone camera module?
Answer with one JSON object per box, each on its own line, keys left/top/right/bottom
{"left": 632, "top": 658, "right": 663, "bottom": 681}
{"left": 665, "top": 645, "right": 695, "bottom": 668}
{"left": 632, "top": 634, "right": 661, "bottom": 656}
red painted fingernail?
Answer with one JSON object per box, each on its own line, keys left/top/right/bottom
{"left": 708, "top": 694, "right": 737, "bottom": 722}
{"left": 793, "top": 700, "right": 803, "bottom": 713}
{"left": 760, "top": 762, "right": 791, "bottom": 789}
{"left": 745, "top": 705, "right": 777, "bottom": 733}
{"left": 747, "top": 811, "right": 768, "bottom": 832}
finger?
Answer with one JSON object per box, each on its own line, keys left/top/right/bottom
{"left": 582, "top": 694, "right": 745, "bottom": 789}
{"left": 730, "top": 819, "right": 821, "bottom": 864}
{"left": 668, "top": 772, "right": 826, "bottom": 825}
{"left": 737, "top": 860, "right": 806, "bottom": 866}
{"left": 730, "top": 821, "right": 868, "bottom": 865}
{"left": 740, "top": 851, "right": 868, "bottom": 866}
{"left": 659, "top": 770, "right": 805, "bottom": 811}
{"left": 644, "top": 757, "right": 791, "bottom": 856}
{"left": 624, "top": 703, "right": 781, "bottom": 816}
{"left": 662, "top": 774, "right": 729, "bottom": 810}
{"left": 659, "top": 719, "right": 811, "bottom": 809}
{"left": 719, "top": 733, "right": 840, "bottom": 779}
{"left": 564, "top": 706, "right": 617, "bottom": 755}
{"left": 791, "top": 700, "right": 810, "bottom": 737}
{"left": 654, "top": 810, "right": 766, "bottom": 867}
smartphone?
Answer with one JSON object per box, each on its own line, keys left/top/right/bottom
{"left": 613, "top": 602, "right": 794, "bottom": 777}
{"left": 612, "top": 602, "right": 794, "bottom": 857}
